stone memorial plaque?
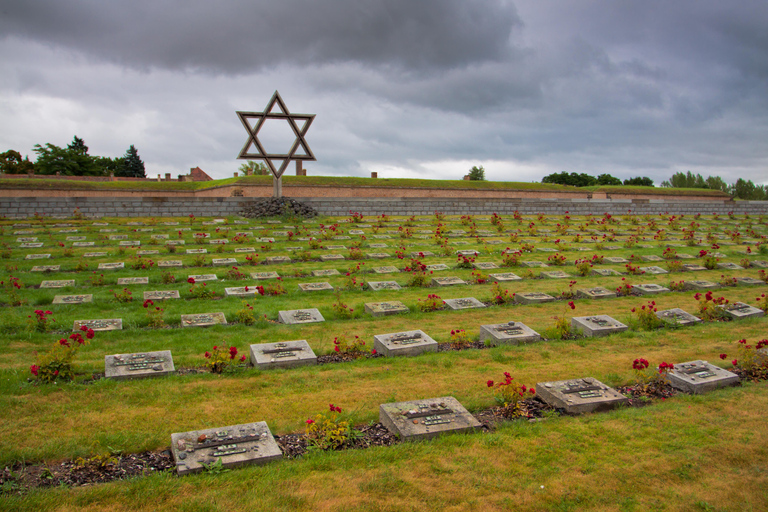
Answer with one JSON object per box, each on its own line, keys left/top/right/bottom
{"left": 431, "top": 277, "right": 466, "bottom": 286}
{"left": 514, "top": 292, "right": 555, "bottom": 304}
{"left": 265, "top": 256, "right": 290, "bottom": 265}
{"left": 249, "top": 340, "right": 317, "bottom": 370}
{"left": 256, "top": 237, "right": 276, "bottom": 243}
{"left": 369, "top": 243, "right": 388, "bottom": 248}
{"left": 541, "top": 271, "right": 572, "bottom": 279}
{"left": 98, "top": 262, "right": 124, "bottom": 270}
{"left": 750, "top": 260, "right": 768, "bottom": 268}
{"left": 208, "top": 239, "right": 228, "bottom": 245}
{"left": 74, "top": 318, "right": 122, "bottom": 331}
{"left": 298, "top": 282, "right": 334, "bottom": 292}
{"left": 634, "top": 283, "right": 671, "bottom": 295}
{"left": 591, "top": 268, "right": 622, "bottom": 276}
{"left": 251, "top": 271, "right": 280, "bottom": 280}
{"left": 144, "top": 290, "right": 180, "bottom": 300}
{"left": 718, "top": 302, "right": 765, "bottom": 320}
{"left": 576, "top": 287, "right": 615, "bottom": 299}
{"left": 457, "top": 250, "right": 480, "bottom": 257}
{"left": 571, "top": 315, "right": 628, "bottom": 337}
{"left": 224, "top": 286, "right": 258, "bottom": 297}
{"left": 126, "top": 222, "right": 143, "bottom": 226}
{"left": 52, "top": 294, "right": 92, "bottom": 304}
{"left": 641, "top": 255, "right": 663, "bottom": 262}
{"left": 25, "top": 254, "right": 51, "bottom": 260}
{"left": 171, "top": 421, "right": 281, "bottom": 475}
{"left": 188, "top": 274, "right": 217, "bottom": 282}
{"left": 537, "top": 247, "right": 557, "bottom": 253}
{"left": 682, "top": 264, "right": 707, "bottom": 272}
{"left": 490, "top": 272, "right": 522, "bottom": 282}
{"left": 319, "top": 254, "right": 345, "bottom": 261}
{"left": 677, "top": 253, "right": 694, "bottom": 259}
{"left": 639, "top": 266, "right": 668, "bottom": 274}
{"left": 444, "top": 297, "right": 486, "bottom": 310}
{"left": 683, "top": 280, "right": 719, "bottom": 291}
{"left": 14, "top": 230, "right": 33, "bottom": 235}
{"left": 186, "top": 248, "right": 208, "bottom": 254}
{"left": 136, "top": 250, "right": 159, "bottom": 255}
{"left": 349, "top": 230, "right": 365, "bottom": 235}
{"left": 180, "top": 312, "right": 227, "bottom": 327}
{"left": 373, "top": 329, "right": 438, "bottom": 357}
{"left": 372, "top": 266, "right": 400, "bottom": 274}
{"left": 66, "top": 236, "right": 85, "bottom": 241}
{"left": 366, "top": 252, "right": 390, "bottom": 259}
{"left": 479, "top": 321, "right": 540, "bottom": 346}
{"left": 379, "top": 397, "right": 481, "bottom": 441}
{"left": 109, "top": 235, "right": 128, "bottom": 240}
{"left": 117, "top": 277, "right": 149, "bottom": 285}
{"left": 99, "top": 229, "right": 116, "bottom": 233}
{"left": 325, "top": 245, "right": 346, "bottom": 250}
{"left": 212, "top": 258, "right": 238, "bottom": 266}
{"left": 367, "top": 281, "right": 401, "bottom": 291}
{"left": 667, "top": 360, "right": 739, "bottom": 394}
{"left": 372, "top": 235, "right": 390, "bottom": 239}
{"left": 84, "top": 252, "right": 107, "bottom": 257}
{"left": 655, "top": 308, "right": 701, "bottom": 326}
{"left": 365, "top": 301, "right": 409, "bottom": 317}
{"left": 234, "top": 247, "right": 256, "bottom": 253}
{"left": 425, "top": 264, "right": 449, "bottom": 271}
{"left": 411, "top": 251, "right": 436, "bottom": 258}
{"left": 158, "top": 260, "right": 183, "bottom": 268}
{"left": 521, "top": 261, "right": 548, "bottom": 268}
{"left": 40, "top": 279, "right": 75, "bottom": 288}
{"left": 717, "top": 262, "right": 744, "bottom": 270}
{"left": 165, "top": 240, "right": 185, "bottom": 246}
{"left": 735, "top": 277, "right": 764, "bottom": 285}
{"left": 473, "top": 262, "right": 498, "bottom": 270}
{"left": 311, "top": 269, "right": 341, "bottom": 277}
{"left": 278, "top": 308, "right": 325, "bottom": 324}
{"left": 20, "top": 242, "right": 43, "bottom": 248}
{"left": 151, "top": 234, "right": 169, "bottom": 240}
{"left": 163, "top": 222, "right": 180, "bottom": 226}
{"left": 536, "top": 377, "right": 627, "bottom": 415}
{"left": 31, "top": 265, "right": 60, "bottom": 272}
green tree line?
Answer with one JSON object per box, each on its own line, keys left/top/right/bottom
{"left": 541, "top": 171, "right": 653, "bottom": 187}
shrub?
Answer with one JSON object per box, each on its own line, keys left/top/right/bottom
{"left": 245, "top": 253, "right": 260, "bottom": 266}
{"left": 489, "top": 282, "right": 513, "bottom": 305}
{"left": 113, "top": 288, "right": 133, "bottom": 303}
{"left": 501, "top": 249, "right": 522, "bottom": 267}
{"left": 348, "top": 247, "right": 364, "bottom": 260}
{"left": 30, "top": 327, "right": 94, "bottom": 383}
{"left": 574, "top": 258, "right": 593, "bottom": 276}
{"left": 549, "top": 301, "right": 575, "bottom": 339}
{"left": 235, "top": 301, "right": 256, "bottom": 325}
{"left": 188, "top": 278, "right": 215, "bottom": 300}
{"left": 630, "top": 301, "right": 662, "bottom": 330}
{"left": 28, "top": 309, "right": 54, "bottom": 333}
{"left": 666, "top": 260, "right": 683, "bottom": 273}
{"left": 449, "top": 329, "right": 472, "bottom": 349}
{"left": 616, "top": 278, "right": 633, "bottom": 297}
{"left": 226, "top": 266, "right": 248, "bottom": 280}
{"left": 1, "top": 276, "right": 25, "bottom": 306}
{"left": 724, "top": 339, "right": 768, "bottom": 381}
{"left": 203, "top": 345, "right": 246, "bottom": 374}
{"left": 456, "top": 254, "right": 475, "bottom": 269}
{"left": 486, "top": 372, "right": 536, "bottom": 418}
{"left": 332, "top": 334, "right": 366, "bottom": 357}
{"left": 143, "top": 299, "right": 165, "bottom": 328}
{"left": 305, "top": 404, "right": 352, "bottom": 451}
{"left": 693, "top": 291, "right": 728, "bottom": 321}
{"left": 161, "top": 270, "right": 176, "bottom": 284}
{"left": 331, "top": 292, "right": 355, "bottom": 318}
{"left": 418, "top": 293, "right": 444, "bottom": 312}
{"left": 547, "top": 253, "right": 567, "bottom": 266}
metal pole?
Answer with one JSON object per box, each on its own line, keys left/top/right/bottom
{"left": 273, "top": 176, "right": 282, "bottom": 198}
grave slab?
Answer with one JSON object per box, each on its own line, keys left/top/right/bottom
{"left": 366, "top": 252, "right": 390, "bottom": 259}
{"left": 180, "top": 312, "right": 227, "bottom": 327}
{"left": 641, "top": 255, "right": 663, "bottom": 262}
{"left": 234, "top": 247, "right": 256, "bottom": 253}
{"left": 40, "top": 280, "right": 75, "bottom": 288}
{"left": 717, "top": 262, "right": 744, "bottom": 270}
{"left": 639, "top": 266, "right": 668, "bottom": 274}
{"left": 212, "top": 258, "right": 238, "bottom": 266}
{"left": 372, "top": 266, "right": 399, "bottom": 274}
{"left": 571, "top": 315, "right": 628, "bottom": 337}
{"left": 431, "top": 277, "right": 467, "bottom": 286}
{"left": 249, "top": 340, "right": 318, "bottom": 370}
{"left": 117, "top": 277, "right": 149, "bottom": 285}
{"left": 251, "top": 271, "right": 280, "bottom": 280}
{"left": 514, "top": 292, "right": 556, "bottom": 304}
{"left": 736, "top": 276, "right": 764, "bottom": 286}
{"left": 225, "top": 286, "right": 258, "bottom": 298}
{"left": 634, "top": 283, "right": 671, "bottom": 295}
{"left": 603, "top": 256, "right": 629, "bottom": 264}
{"left": 591, "top": 268, "right": 622, "bottom": 276}
{"left": 718, "top": 302, "right": 765, "bottom": 320}
{"left": 186, "top": 248, "right": 208, "bottom": 254}
{"left": 379, "top": 396, "right": 481, "bottom": 441}
{"left": 171, "top": 421, "right": 281, "bottom": 475}
{"left": 444, "top": 297, "right": 486, "bottom": 310}
{"left": 479, "top": 321, "right": 540, "bottom": 346}
{"left": 278, "top": 308, "right": 325, "bottom": 324}
{"left": 426, "top": 264, "right": 449, "bottom": 271}
{"left": 365, "top": 301, "right": 409, "bottom": 317}
{"left": 667, "top": 360, "right": 739, "bottom": 394}
{"left": 84, "top": 252, "right": 107, "bottom": 257}
{"left": 540, "top": 271, "right": 572, "bottom": 279}
{"left": 536, "top": 377, "right": 627, "bottom": 414}
{"left": 52, "top": 294, "right": 92, "bottom": 305}
{"left": 158, "top": 260, "right": 183, "bottom": 268}
{"left": 265, "top": 256, "right": 291, "bottom": 265}
{"left": 98, "top": 262, "right": 124, "bottom": 270}
{"left": 373, "top": 329, "right": 438, "bottom": 357}
{"left": 682, "top": 264, "right": 707, "bottom": 272}
{"left": 367, "top": 281, "right": 402, "bottom": 291}
{"left": 298, "top": 282, "right": 334, "bottom": 292}
{"left": 473, "top": 262, "right": 499, "bottom": 270}
{"left": 74, "top": 319, "right": 122, "bottom": 331}
{"left": 311, "top": 269, "right": 341, "bottom": 277}
{"left": 188, "top": 274, "right": 217, "bottom": 282}
{"left": 320, "top": 254, "right": 345, "bottom": 262}
{"left": 655, "top": 308, "right": 701, "bottom": 326}
{"left": 144, "top": 290, "right": 181, "bottom": 300}
{"left": 521, "top": 261, "right": 548, "bottom": 268}
{"left": 683, "top": 280, "right": 719, "bottom": 291}
{"left": 490, "top": 272, "right": 522, "bottom": 282}
{"left": 576, "top": 287, "right": 615, "bottom": 299}
{"left": 25, "top": 254, "right": 51, "bottom": 260}
{"left": 136, "top": 250, "right": 158, "bottom": 255}
{"left": 31, "top": 265, "right": 60, "bottom": 272}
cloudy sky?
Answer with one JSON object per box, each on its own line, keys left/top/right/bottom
{"left": 1, "top": 0, "right": 767, "bottom": 185}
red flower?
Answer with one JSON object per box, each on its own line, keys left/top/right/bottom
{"left": 30, "top": 364, "right": 39, "bottom": 376}
{"left": 568, "top": 301, "right": 575, "bottom": 310}
{"left": 334, "top": 345, "right": 340, "bottom": 352}
{"left": 229, "top": 346, "right": 238, "bottom": 359}
{"left": 204, "top": 351, "right": 211, "bottom": 358}
{"left": 80, "top": 325, "right": 88, "bottom": 332}
{"left": 53, "top": 370, "right": 59, "bottom": 377}
{"left": 329, "top": 404, "right": 342, "bottom": 413}
{"left": 306, "top": 418, "right": 315, "bottom": 425}
{"left": 530, "top": 388, "right": 535, "bottom": 395}
{"left": 719, "top": 353, "right": 727, "bottom": 360}
{"left": 487, "top": 380, "right": 494, "bottom": 388}
{"left": 59, "top": 338, "right": 69, "bottom": 347}
{"left": 732, "top": 359, "right": 738, "bottom": 366}
{"left": 143, "top": 299, "right": 154, "bottom": 308}
{"left": 187, "top": 277, "right": 195, "bottom": 284}
{"left": 240, "top": 355, "right": 246, "bottom": 362}
{"left": 371, "top": 349, "right": 377, "bottom": 355}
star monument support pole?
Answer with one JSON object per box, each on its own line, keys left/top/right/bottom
{"left": 273, "top": 174, "right": 282, "bottom": 198}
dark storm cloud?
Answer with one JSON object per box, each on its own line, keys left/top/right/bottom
{"left": 0, "top": 0, "right": 521, "bottom": 73}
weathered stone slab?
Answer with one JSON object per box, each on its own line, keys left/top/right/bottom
{"left": 641, "top": 255, "right": 663, "bottom": 262}
{"left": 366, "top": 252, "right": 390, "bottom": 259}
{"left": 249, "top": 340, "right": 317, "bottom": 370}
{"left": 373, "top": 329, "right": 438, "bottom": 357}
{"left": 21, "top": 243, "right": 44, "bottom": 248}
{"left": 158, "top": 260, "right": 183, "bottom": 268}
{"left": 591, "top": 268, "right": 622, "bottom": 276}
{"left": 136, "top": 250, "right": 158, "bottom": 255}
{"left": 311, "top": 269, "right": 340, "bottom": 277}
{"left": 265, "top": 256, "right": 291, "bottom": 265}
{"left": 84, "top": 252, "right": 107, "bottom": 257}
{"left": 683, "top": 280, "right": 719, "bottom": 291}
{"left": 74, "top": 319, "right": 122, "bottom": 331}
{"left": 667, "top": 360, "right": 739, "bottom": 394}
{"left": 171, "top": 421, "right": 281, "bottom": 475}
{"left": 368, "top": 243, "right": 388, "bottom": 248}
{"left": 736, "top": 276, "right": 765, "bottom": 285}
{"left": 319, "top": 254, "right": 345, "bottom": 262}
{"left": 251, "top": 271, "right": 280, "bottom": 280}
{"left": 188, "top": 274, "right": 217, "bottom": 282}
{"left": 431, "top": 276, "right": 466, "bottom": 286}
{"left": 536, "top": 377, "right": 627, "bottom": 414}
{"left": 25, "top": 254, "right": 51, "bottom": 260}
{"left": 634, "top": 283, "right": 671, "bottom": 295}
{"left": 372, "top": 266, "right": 400, "bottom": 274}
{"left": 479, "top": 321, "right": 540, "bottom": 346}
{"left": 212, "top": 258, "right": 238, "bottom": 266}
{"left": 473, "top": 262, "right": 498, "bottom": 270}
{"left": 750, "top": 260, "right": 768, "bottom": 268}
{"left": 639, "top": 266, "right": 668, "bottom": 274}
{"left": 40, "top": 280, "right": 75, "bottom": 288}
{"left": 514, "top": 292, "right": 556, "bottom": 304}
{"left": 143, "top": 290, "right": 180, "bottom": 300}
{"left": 444, "top": 297, "right": 486, "bottom": 310}
{"left": 365, "top": 301, "right": 409, "bottom": 317}
{"left": 716, "top": 262, "right": 744, "bottom": 270}
{"left": 278, "top": 308, "right": 325, "bottom": 324}
{"left": 181, "top": 312, "right": 227, "bottom": 327}
{"left": 576, "top": 287, "right": 615, "bottom": 299}
{"left": 718, "top": 302, "right": 765, "bottom": 320}
{"left": 65, "top": 236, "right": 85, "bottom": 241}
{"left": 603, "top": 256, "right": 629, "bottom": 264}
{"left": 682, "top": 264, "right": 707, "bottom": 272}
{"left": 31, "top": 265, "right": 60, "bottom": 272}
{"left": 208, "top": 239, "right": 228, "bottom": 245}
{"left": 490, "top": 272, "right": 522, "bottom": 282}
{"left": 117, "top": 277, "right": 149, "bottom": 285}
{"left": 571, "top": 315, "right": 628, "bottom": 337}
{"left": 298, "top": 282, "right": 334, "bottom": 292}
{"left": 379, "top": 397, "right": 481, "bottom": 441}
{"left": 225, "top": 286, "right": 258, "bottom": 297}
{"left": 655, "top": 308, "right": 701, "bottom": 326}
{"left": 234, "top": 247, "right": 256, "bottom": 253}
{"left": 109, "top": 235, "right": 128, "bottom": 240}
{"left": 98, "top": 262, "right": 124, "bottom": 270}
{"left": 118, "top": 241, "right": 141, "bottom": 247}
{"left": 540, "top": 270, "right": 572, "bottom": 279}
{"left": 186, "top": 248, "right": 208, "bottom": 254}
{"left": 367, "top": 281, "right": 401, "bottom": 291}
{"left": 425, "top": 264, "right": 449, "bottom": 271}
{"left": 521, "top": 261, "right": 548, "bottom": 268}
{"left": 52, "top": 294, "right": 92, "bottom": 304}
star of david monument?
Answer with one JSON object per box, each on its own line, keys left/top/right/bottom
{"left": 236, "top": 91, "right": 316, "bottom": 198}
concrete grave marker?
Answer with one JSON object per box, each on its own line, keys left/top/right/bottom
{"left": 52, "top": 294, "right": 92, "bottom": 304}
{"left": 186, "top": 248, "right": 208, "bottom": 254}
{"left": 171, "top": 421, "right": 281, "bottom": 475}
{"left": 74, "top": 319, "right": 122, "bottom": 331}
{"left": 158, "top": 260, "right": 183, "bottom": 268}
{"left": 514, "top": 292, "right": 555, "bottom": 304}
{"left": 683, "top": 280, "right": 719, "bottom": 291}
{"left": 265, "top": 256, "right": 291, "bottom": 265}
{"left": 109, "top": 235, "right": 128, "bottom": 241}
{"left": 367, "top": 281, "right": 401, "bottom": 291}
{"left": 425, "top": 264, "right": 449, "bottom": 271}
{"left": 225, "top": 286, "right": 258, "bottom": 297}
{"left": 368, "top": 243, "right": 388, "bottom": 248}
{"left": 717, "top": 262, "right": 744, "bottom": 270}
{"left": 31, "top": 265, "right": 60, "bottom": 272}
{"left": 40, "top": 280, "right": 75, "bottom": 288}
{"left": 117, "top": 277, "right": 149, "bottom": 285}
{"left": 667, "top": 360, "right": 739, "bottom": 394}
{"left": 298, "top": 282, "right": 334, "bottom": 292}
{"left": 571, "top": 315, "right": 628, "bottom": 337}
{"left": 311, "top": 269, "right": 340, "bottom": 277}
{"left": 444, "top": 297, "right": 486, "bottom": 310}
{"left": 25, "top": 254, "right": 51, "bottom": 260}
{"left": 718, "top": 301, "right": 765, "bottom": 320}
{"left": 576, "top": 287, "right": 615, "bottom": 299}
{"left": 319, "top": 254, "right": 345, "bottom": 262}
{"left": 278, "top": 308, "right": 325, "bottom": 324}
{"left": 234, "top": 247, "right": 256, "bottom": 253}
{"left": 591, "top": 268, "right": 622, "bottom": 276}
{"left": 143, "top": 290, "right": 180, "bottom": 300}
{"left": 379, "top": 397, "right": 481, "bottom": 441}
{"left": 536, "top": 377, "right": 627, "bottom": 414}
{"left": 372, "top": 266, "right": 400, "bottom": 274}
{"left": 473, "top": 262, "right": 498, "bottom": 270}
{"left": 84, "top": 252, "right": 107, "bottom": 257}
{"left": 188, "top": 274, "right": 217, "bottom": 282}
{"left": 655, "top": 308, "right": 701, "bottom": 326}
{"left": 136, "top": 250, "right": 158, "bottom": 255}
{"left": 735, "top": 277, "right": 764, "bottom": 286}
{"left": 66, "top": 236, "right": 85, "bottom": 241}
{"left": 98, "top": 262, "right": 124, "bottom": 270}
{"left": 634, "top": 283, "right": 671, "bottom": 295}
{"left": 20, "top": 242, "right": 43, "bottom": 248}
{"left": 490, "top": 272, "right": 522, "bottom": 282}
{"left": 521, "top": 261, "right": 548, "bottom": 268}
{"left": 251, "top": 271, "right": 280, "bottom": 280}
{"left": 373, "top": 329, "right": 438, "bottom": 357}
{"left": 431, "top": 276, "right": 466, "bottom": 286}
{"left": 682, "top": 263, "right": 707, "bottom": 272}
{"left": 639, "top": 266, "right": 668, "bottom": 274}
{"left": 479, "top": 321, "right": 540, "bottom": 346}
{"left": 249, "top": 340, "right": 317, "bottom": 370}
{"left": 640, "top": 255, "right": 663, "bottom": 262}
{"left": 540, "top": 270, "right": 572, "bottom": 279}
{"left": 366, "top": 252, "right": 390, "bottom": 259}
{"left": 181, "top": 312, "right": 227, "bottom": 327}
{"left": 365, "top": 301, "right": 409, "bottom": 317}
{"left": 212, "top": 258, "right": 238, "bottom": 266}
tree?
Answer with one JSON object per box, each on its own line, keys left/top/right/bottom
{"left": 32, "top": 141, "right": 101, "bottom": 176}
{"left": 661, "top": 171, "right": 705, "bottom": 189}
{"left": 623, "top": 176, "right": 654, "bottom": 187}
{"left": 705, "top": 175, "right": 729, "bottom": 193}
{"left": 542, "top": 172, "right": 597, "bottom": 187}
{"left": 0, "top": 150, "right": 35, "bottom": 174}
{"left": 596, "top": 173, "right": 622, "bottom": 186}
{"left": 467, "top": 165, "right": 485, "bottom": 181}
{"left": 67, "top": 136, "right": 88, "bottom": 154}
{"left": 119, "top": 145, "right": 146, "bottom": 178}
{"left": 238, "top": 161, "right": 268, "bottom": 175}
{"left": 95, "top": 156, "right": 125, "bottom": 176}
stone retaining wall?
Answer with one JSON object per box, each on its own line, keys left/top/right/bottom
{"left": 3, "top": 196, "right": 768, "bottom": 219}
